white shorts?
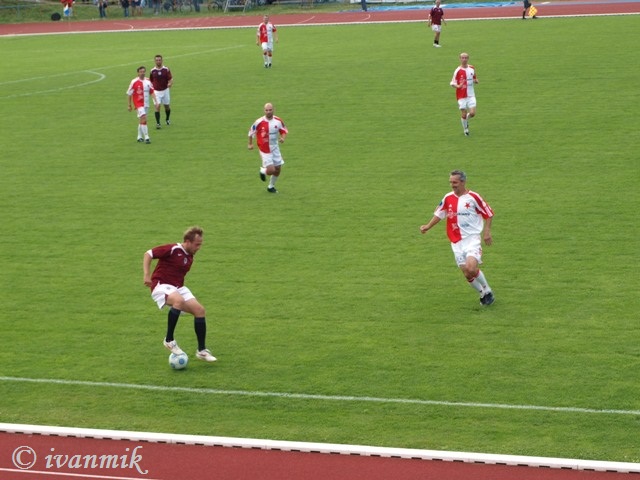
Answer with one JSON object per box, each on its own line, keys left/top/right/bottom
{"left": 155, "top": 89, "right": 170, "bottom": 106}
{"left": 151, "top": 283, "right": 195, "bottom": 309}
{"left": 136, "top": 106, "right": 148, "bottom": 118}
{"left": 431, "top": 24, "right": 442, "bottom": 33}
{"left": 451, "top": 235, "right": 483, "bottom": 267}
{"left": 261, "top": 41, "right": 274, "bottom": 52}
{"left": 458, "top": 96, "right": 477, "bottom": 111}
{"left": 259, "top": 148, "right": 284, "bottom": 168}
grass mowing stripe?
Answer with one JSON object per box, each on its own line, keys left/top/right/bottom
{"left": 3, "top": 376, "right": 639, "bottom": 417}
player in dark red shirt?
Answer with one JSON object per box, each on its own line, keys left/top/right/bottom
{"left": 149, "top": 54, "right": 173, "bottom": 129}
{"left": 143, "top": 226, "right": 217, "bottom": 362}
{"left": 427, "top": 0, "right": 446, "bottom": 47}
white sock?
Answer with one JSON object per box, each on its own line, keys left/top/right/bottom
{"left": 476, "top": 270, "right": 490, "bottom": 292}
{"left": 461, "top": 117, "right": 468, "bottom": 129}
{"left": 269, "top": 176, "right": 278, "bottom": 188}
{"left": 468, "top": 276, "right": 484, "bottom": 293}
{"left": 138, "top": 125, "right": 142, "bottom": 138}
{"left": 142, "top": 124, "right": 149, "bottom": 139}
{"left": 469, "top": 270, "right": 491, "bottom": 295}
{"left": 260, "top": 167, "right": 266, "bottom": 175}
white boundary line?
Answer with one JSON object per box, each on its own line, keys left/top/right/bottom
{"left": 0, "top": 44, "right": 243, "bottom": 99}
{"left": 1, "top": 422, "right": 639, "bottom": 473}
{"left": 3, "top": 375, "right": 640, "bottom": 416}
{"left": 0, "top": 466, "right": 161, "bottom": 480}
{"left": 1, "top": 71, "right": 106, "bottom": 99}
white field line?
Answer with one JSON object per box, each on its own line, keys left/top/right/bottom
{"left": 0, "top": 45, "right": 244, "bottom": 99}
{"left": 0, "top": 467, "right": 162, "bottom": 480}
{"left": 1, "top": 71, "right": 105, "bottom": 99}
{"left": 2, "top": 375, "right": 640, "bottom": 416}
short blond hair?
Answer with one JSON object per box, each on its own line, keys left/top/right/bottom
{"left": 183, "top": 226, "right": 203, "bottom": 242}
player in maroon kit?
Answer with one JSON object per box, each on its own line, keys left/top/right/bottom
{"left": 149, "top": 55, "right": 173, "bottom": 129}
{"left": 142, "top": 226, "right": 217, "bottom": 362}
{"left": 427, "top": 0, "right": 446, "bottom": 47}
{"left": 420, "top": 170, "right": 495, "bottom": 306}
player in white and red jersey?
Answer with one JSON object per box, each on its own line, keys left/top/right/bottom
{"left": 150, "top": 54, "right": 173, "bottom": 129}
{"left": 127, "top": 66, "right": 157, "bottom": 144}
{"left": 450, "top": 52, "right": 479, "bottom": 136}
{"left": 256, "top": 15, "right": 278, "bottom": 68}
{"left": 142, "top": 226, "right": 217, "bottom": 363}
{"left": 420, "top": 170, "right": 495, "bottom": 306}
{"left": 248, "top": 102, "right": 288, "bottom": 193}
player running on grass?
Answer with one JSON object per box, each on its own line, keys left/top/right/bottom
{"left": 248, "top": 102, "right": 288, "bottom": 194}
{"left": 420, "top": 170, "right": 495, "bottom": 306}
{"left": 450, "top": 52, "right": 478, "bottom": 136}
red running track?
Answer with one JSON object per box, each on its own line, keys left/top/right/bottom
{"left": 1, "top": 431, "right": 638, "bottom": 480}
{"left": 1, "top": 0, "right": 639, "bottom": 36}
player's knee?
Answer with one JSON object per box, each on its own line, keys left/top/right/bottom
{"left": 193, "top": 305, "right": 206, "bottom": 317}
{"left": 461, "top": 264, "right": 478, "bottom": 280}
{"left": 167, "top": 294, "right": 184, "bottom": 311}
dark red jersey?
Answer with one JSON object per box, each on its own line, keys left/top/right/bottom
{"left": 150, "top": 66, "right": 172, "bottom": 91}
{"left": 429, "top": 7, "right": 444, "bottom": 25}
{"left": 147, "top": 243, "right": 193, "bottom": 289}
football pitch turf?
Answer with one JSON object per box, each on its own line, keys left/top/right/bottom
{"left": 0, "top": 14, "right": 639, "bottom": 463}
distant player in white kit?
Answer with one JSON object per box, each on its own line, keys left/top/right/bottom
{"left": 127, "top": 66, "right": 157, "bottom": 144}
{"left": 450, "top": 52, "right": 478, "bottom": 136}
{"left": 256, "top": 15, "right": 278, "bottom": 68}
{"left": 248, "top": 102, "right": 288, "bottom": 193}
{"left": 420, "top": 170, "right": 495, "bottom": 306}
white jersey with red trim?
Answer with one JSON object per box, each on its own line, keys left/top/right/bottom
{"left": 434, "top": 190, "right": 493, "bottom": 243}
{"left": 127, "top": 77, "right": 155, "bottom": 109}
{"left": 257, "top": 22, "right": 276, "bottom": 44}
{"left": 450, "top": 65, "right": 476, "bottom": 100}
{"left": 248, "top": 115, "right": 288, "bottom": 154}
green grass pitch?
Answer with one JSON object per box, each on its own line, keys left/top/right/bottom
{"left": 0, "top": 14, "right": 639, "bottom": 462}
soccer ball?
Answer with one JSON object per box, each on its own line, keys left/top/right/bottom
{"left": 169, "top": 352, "right": 189, "bottom": 370}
